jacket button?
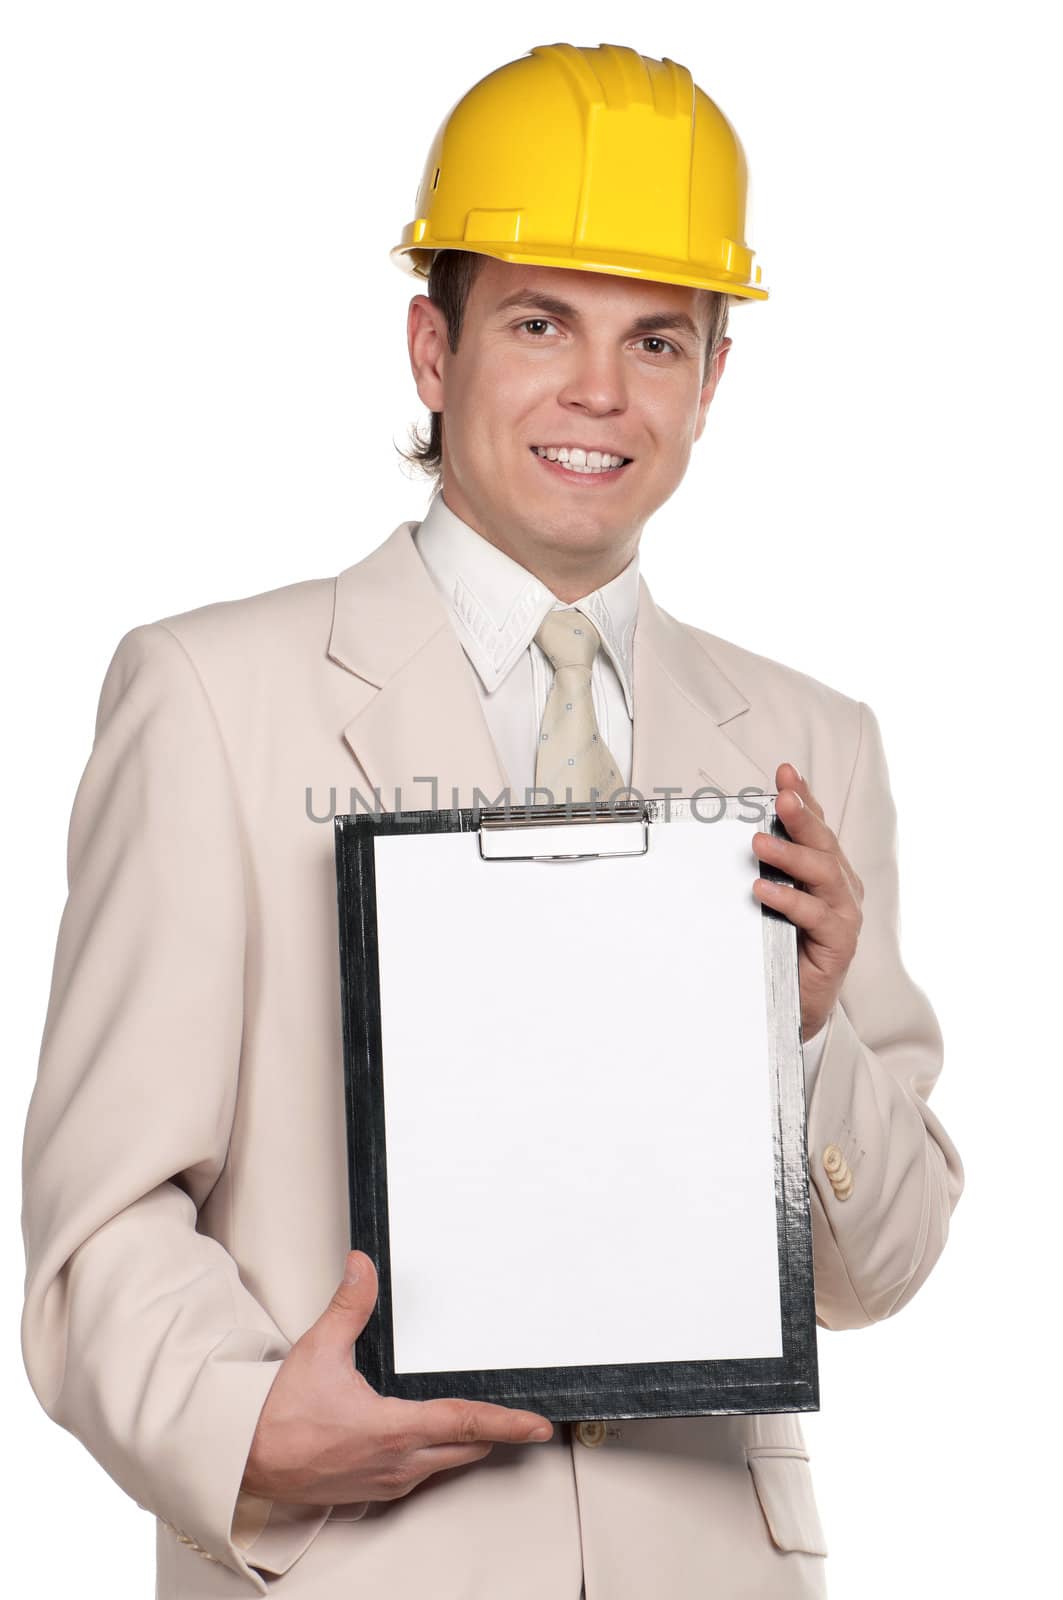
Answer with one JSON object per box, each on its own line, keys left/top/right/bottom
{"left": 574, "top": 1420, "right": 607, "bottom": 1447}
{"left": 822, "top": 1145, "right": 845, "bottom": 1176}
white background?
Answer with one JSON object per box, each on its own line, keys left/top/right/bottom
{"left": 3, "top": 2, "right": 1058, "bottom": 1594}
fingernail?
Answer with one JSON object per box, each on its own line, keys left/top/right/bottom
{"left": 789, "top": 764, "right": 803, "bottom": 782}
{"left": 343, "top": 1254, "right": 361, "bottom": 1284}
{"left": 529, "top": 1425, "right": 552, "bottom": 1441}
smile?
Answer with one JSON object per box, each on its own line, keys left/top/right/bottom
{"left": 529, "top": 447, "right": 633, "bottom": 484}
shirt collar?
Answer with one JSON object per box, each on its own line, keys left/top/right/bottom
{"left": 412, "top": 489, "right": 639, "bottom": 716}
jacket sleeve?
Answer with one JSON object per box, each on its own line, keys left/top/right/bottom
{"left": 804, "top": 699, "right": 965, "bottom": 1329}
{"left": 20, "top": 622, "right": 335, "bottom": 1593}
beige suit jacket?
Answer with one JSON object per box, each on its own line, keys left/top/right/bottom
{"left": 21, "top": 520, "right": 964, "bottom": 1599}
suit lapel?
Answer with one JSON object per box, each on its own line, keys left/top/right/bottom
{"left": 328, "top": 522, "right": 510, "bottom": 812}
{"left": 328, "top": 522, "right": 773, "bottom": 813}
{"left": 631, "top": 576, "right": 773, "bottom": 801}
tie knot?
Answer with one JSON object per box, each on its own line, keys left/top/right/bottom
{"left": 534, "top": 609, "right": 602, "bottom": 673}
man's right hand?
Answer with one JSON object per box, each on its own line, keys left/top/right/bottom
{"left": 239, "top": 1250, "right": 555, "bottom": 1506}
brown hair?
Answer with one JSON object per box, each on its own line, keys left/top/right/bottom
{"left": 396, "top": 249, "right": 733, "bottom": 484}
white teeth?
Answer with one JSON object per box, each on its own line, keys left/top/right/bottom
{"left": 533, "top": 446, "right": 627, "bottom": 474}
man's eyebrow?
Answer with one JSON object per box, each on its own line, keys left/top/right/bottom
{"left": 493, "top": 288, "right": 703, "bottom": 343}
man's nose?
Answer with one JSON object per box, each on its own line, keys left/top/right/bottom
{"left": 556, "top": 342, "right": 628, "bottom": 415}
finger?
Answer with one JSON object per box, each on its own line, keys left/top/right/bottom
{"left": 773, "top": 768, "right": 867, "bottom": 910}
{"left": 775, "top": 763, "right": 825, "bottom": 821}
{"left": 771, "top": 802, "right": 864, "bottom": 907}
{"left": 773, "top": 787, "right": 838, "bottom": 853}
{"left": 304, "top": 1253, "right": 380, "bottom": 1358}
{"left": 398, "top": 1396, "right": 553, "bottom": 1448}
{"left": 753, "top": 878, "right": 852, "bottom": 948}
{"left": 411, "top": 1441, "right": 496, "bottom": 1476}
{"left": 752, "top": 832, "right": 856, "bottom": 912}
{"left": 773, "top": 773, "right": 864, "bottom": 902}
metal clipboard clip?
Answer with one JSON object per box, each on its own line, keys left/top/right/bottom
{"left": 477, "top": 801, "right": 650, "bottom": 863}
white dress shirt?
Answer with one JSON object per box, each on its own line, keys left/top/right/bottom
{"left": 412, "top": 487, "right": 828, "bottom": 1089}
{"left": 413, "top": 488, "right": 638, "bottom": 801}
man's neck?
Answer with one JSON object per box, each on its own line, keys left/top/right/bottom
{"left": 437, "top": 488, "right": 640, "bottom": 602}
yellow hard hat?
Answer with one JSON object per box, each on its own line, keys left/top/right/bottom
{"left": 391, "top": 42, "right": 768, "bottom": 302}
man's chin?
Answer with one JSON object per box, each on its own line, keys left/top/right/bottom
{"left": 521, "top": 515, "right": 638, "bottom": 559}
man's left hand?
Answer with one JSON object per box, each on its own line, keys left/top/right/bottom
{"left": 752, "top": 762, "right": 864, "bottom": 1041}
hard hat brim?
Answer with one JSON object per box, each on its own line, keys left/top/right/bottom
{"left": 390, "top": 240, "right": 768, "bottom": 302}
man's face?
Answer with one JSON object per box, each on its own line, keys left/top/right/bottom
{"left": 407, "top": 257, "right": 731, "bottom": 581}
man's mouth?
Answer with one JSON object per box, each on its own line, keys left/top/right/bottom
{"left": 528, "top": 445, "right": 633, "bottom": 477}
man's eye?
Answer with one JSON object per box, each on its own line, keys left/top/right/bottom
{"left": 515, "top": 322, "right": 679, "bottom": 356}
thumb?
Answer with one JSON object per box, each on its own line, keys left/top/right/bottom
{"left": 320, "top": 1250, "right": 378, "bottom": 1337}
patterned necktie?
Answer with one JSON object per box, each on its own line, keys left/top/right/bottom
{"left": 533, "top": 608, "right": 623, "bottom": 803}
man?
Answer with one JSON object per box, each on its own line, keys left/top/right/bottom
{"left": 21, "top": 42, "right": 963, "bottom": 1600}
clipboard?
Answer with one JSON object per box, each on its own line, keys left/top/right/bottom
{"left": 333, "top": 795, "right": 818, "bottom": 1421}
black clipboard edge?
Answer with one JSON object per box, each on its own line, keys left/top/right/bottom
{"left": 334, "top": 799, "right": 819, "bottom": 1420}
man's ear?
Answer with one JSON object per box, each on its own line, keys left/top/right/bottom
{"left": 694, "top": 335, "right": 733, "bottom": 443}
{"left": 407, "top": 295, "right": 448, "bottom": 414}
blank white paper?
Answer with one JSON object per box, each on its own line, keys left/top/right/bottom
{"left": 372, "top": 813, "right": 783, "bottom": 1374}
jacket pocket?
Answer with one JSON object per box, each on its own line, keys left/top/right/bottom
{"left": 745, "top": 1446, "right": 829, "bottom": 1556}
